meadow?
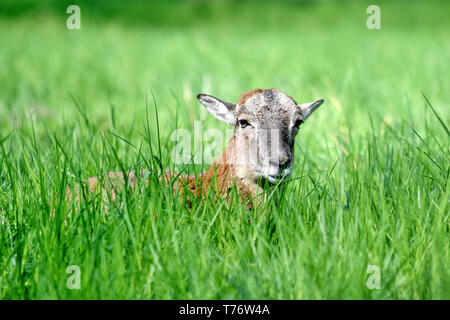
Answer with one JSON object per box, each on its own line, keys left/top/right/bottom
{"left": 0, "top": 0, "right": 449, "bottom": 299}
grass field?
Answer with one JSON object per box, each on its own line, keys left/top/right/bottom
{"left": 0, "top": 0, "right": 449, "bottom": 299}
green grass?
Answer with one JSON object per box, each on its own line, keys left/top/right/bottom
{"left": 0, "top": 0, "right": 449, "bottom": 299}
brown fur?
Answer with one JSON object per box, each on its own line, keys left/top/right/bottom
{"left": 238, "top": 88, "right": 297, "bottom": 106}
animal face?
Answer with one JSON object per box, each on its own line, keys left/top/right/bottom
{"left": 197, "top": 88, "right": 323, "bottom": 184}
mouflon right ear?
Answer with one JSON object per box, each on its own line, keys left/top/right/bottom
{"left": 197, "top": 94, "right": 236, "bottom": 126}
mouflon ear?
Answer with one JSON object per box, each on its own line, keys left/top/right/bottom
{"left": 297, "top": 99, "right": 324, "bottom": 121}
{"left": 197, "top": 94, "right": 236, "bottom": 126}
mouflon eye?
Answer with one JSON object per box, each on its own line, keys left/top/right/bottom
{"left": 238, "top": 119, "right": 250, "bottom": 128}
{"left": 293, "top": 119, "right": 303, "bottom": 128}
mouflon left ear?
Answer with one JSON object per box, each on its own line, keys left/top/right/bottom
{"left": 197, "top": 94, "right": 236, "bottom": 126}
{"left": 297, "top": 99, "right": 324, "bottom": 121}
